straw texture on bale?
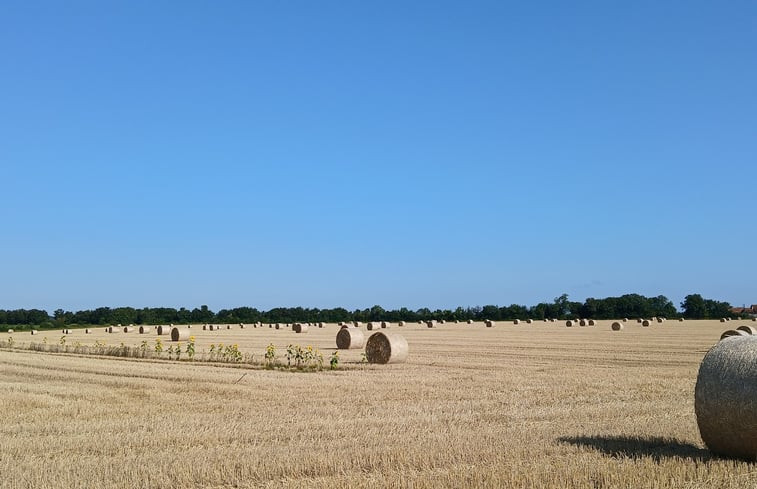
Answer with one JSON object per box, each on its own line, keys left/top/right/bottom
{"left": 695, "top": 336, "right": 757, "bottom": 460}
{"left": 171, "top": 327, "right": 189, "bottom": 342}
{"left": 293, "top": 323, "right": 309, "bottom": 333}
{"left": 642, "top": 320, "right": 651, "bottom": 327}
{"left": 737, "top": 325, "right": 757, "bottom": 335}
{"left": 336, "top": 327, "right": 365, "bottom": 349}
{"left": 139, "top": 326, "right": 151, "bottom": 334}
{"left": 720, "top": 330, "right": 749, "bottom": 340}
{"left": 365, "top": 332, "right": 409, "bottom": 364}
{"left": 611, "top": 322, "right": 623, "bottom": 331}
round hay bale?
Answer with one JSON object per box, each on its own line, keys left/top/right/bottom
{"left": 275, "top": 323, "right": 280, "bottom": 330}
{"left": 753, "top": 318, "right": 757, "bottom": 322}
{"left": 353, "top": 321, "right": 362, "bottom": 327}
{"left": 566, "top": 320, "right": 575, "bottom": 327}
{"left": 202, "top": 324, "right": 208, "bottom": 330}
{"left": 551, "top": 318, "right": 557, "bottom": 322}
{"left": 108, "top": 326, "right": 118, "bottom": 333}
{"left": 642, "top": 320, "right": 651, "bottom": 327}
{"left": 611, "top": 322, "right": 623, "bottom": 331}
{"left": 485, "top": 320, "right": 495, "bottom": 327}
{"left": 695, "top": 335, "right": 757, "bottom": 460}
{"left": 657, "top": 317, "right": 664, "bottom": 323}
{"left": 381, "top": 321, "right": 391, "bottom": 329}
{"left": 455, "top": 320, "right": 460, "bottom": 324}
{"left": 85, "top": 328, "right": 91, "bottom": 334}
{"left": 240, "top": 323, "right": 245, "bottom": 329}
{"left": 467, "top": 319, "right": 474, "bottom": 324}
{"left": 726, "top": 318, "right": 731, "bottom": 322}
{"left": 637, "top": 319, "right": 642, "bottom": 323}
{"left": 367, "top": 322, "right": 379, "bottom": 331}
{"left": 123, "top": 326, "right": 133, "bottom": 333}
{"left": 526, "top": 319, "right": 533, "bottom": 324}
{"left": 439, "top": 320, "right": 446, "bottom": 324}
{"left": 171, "top": 327, "right": 189, "bottom": 342}
{"left": 30, "top": 330, "right": 37, "bottom": 335}
{"left": 293, "top": 323, "right": 309, "bottom": 333}
{"left": 579, "top": 319, "right": 588, "bottom": 327}
{"left": 588, "top": 319, "right": 596, "bottom": 326}
{"left": 157, "top": 325, "right": 170, "bottom": 335}
{"left": 318, "top": 322, "right": 324, "bottom": 328}
{"left": 513, "top": 319, "right": 521, "bottom": 325}
{"left": 720, "top": 318, "right": 727, "bottom": 323}
{"left": 336, "top": 327, "right": 364, "bottom": 349}
{"left": 398, "top": 321, "right": 406, "bottom": 327}
{"left": 623, "top": 318, "right": 629, "bottom": 322}
{"left": 720, "top": 329, "right": 750, "bottom": 340}
{"left": 139, "top": 326, "right": 151, "bottom": 334}
{"left": 737, "top": 325, "right": 757, "bottom": 335}
{"left": 365, "top": 332, "right": 408, "bottom": 364}
{"left": 679, "top": 318, "right": 685, "bottom": 322}
{"left": 426, "top": 320, "right": 436, "bottom": 328}
{"left": 7, "top": 329, "right": 13, "bottom": 334}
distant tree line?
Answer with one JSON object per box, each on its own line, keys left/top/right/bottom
{"left": 0, "top": 293, "right": 740, "bottom": 332}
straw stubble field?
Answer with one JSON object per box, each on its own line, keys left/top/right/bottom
{"left": 1, "top": 320, "right": 755, "bottom": 488}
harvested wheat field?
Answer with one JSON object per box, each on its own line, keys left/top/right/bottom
{"left": 1, "top": 320, "right": 755, "bottom": 488}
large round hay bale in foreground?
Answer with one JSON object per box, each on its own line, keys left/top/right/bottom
{"left": 642, "top": 320, "right": 651, "bottom": 327}
{"left": 611, "top": 322, "right": 623, "bottom": 331}
{"left": 720, "top": 329, "right": 750, "bottom": 341}
{"left": 695, "top": 336, "right": 757, "bottom": 460}
{"left": 170, "top": 327, "right": 189, "bottom": 342}
{"left": 336, "top": 327, "right": 365, "bottom": 349}
{"left": 365, "top": 332, "right": 408, "bottom": 364}
{"left": 293, "top": 323, "right": 309, "bottom": 333}
{"left": 737, "top": 325, "right": 757, "bottom": 335}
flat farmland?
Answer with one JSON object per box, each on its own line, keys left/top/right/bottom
{"left": 1, "top": 319, "right": 754, "bottom": 488}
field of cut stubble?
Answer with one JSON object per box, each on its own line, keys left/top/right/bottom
{"left": 1, "top": 319, "right": 755, "bottom": 489}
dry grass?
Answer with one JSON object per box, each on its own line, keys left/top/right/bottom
{"left": 0, "top": 320, "right": 756, "bottom": 488}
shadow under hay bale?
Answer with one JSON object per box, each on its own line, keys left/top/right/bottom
{"left": 558, "top": 435, "right": 712, "bottom": 462}
{"left": 336, "top": 327, "right": 364, "bottom": 349}
{"left": 365, "top": 332, "right": 408, "bottom": 364}
{"left": 695, "top": 336, "right": 757, "bottom": 460}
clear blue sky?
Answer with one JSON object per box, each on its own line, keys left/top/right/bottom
{"left": 2, "top": 1, "right": 755, "bottom": 312}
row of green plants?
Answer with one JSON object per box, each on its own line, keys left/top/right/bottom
{"left": 0, "top": 336, "right": 341, "bottom": 371}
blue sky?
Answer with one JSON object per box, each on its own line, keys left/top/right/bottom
{"left": 2, "top": 1, "right": 755, "bottom": 312}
